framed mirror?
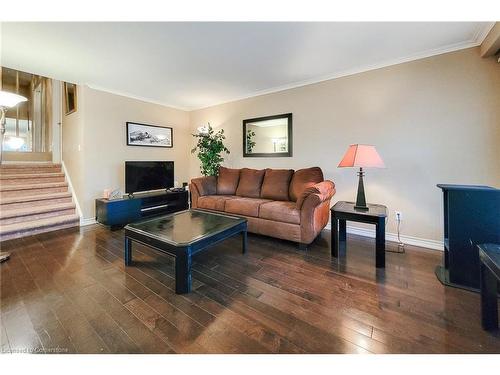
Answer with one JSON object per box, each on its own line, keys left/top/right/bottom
{"left": 64, "top": 82, "right": 77, "bottom": 115}
{"left": 243, "top": 113, "right": 292, "bottom": 157}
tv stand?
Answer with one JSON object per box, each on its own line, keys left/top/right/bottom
{"left": 96, "top": 190, "right": 189, "bottom": 229}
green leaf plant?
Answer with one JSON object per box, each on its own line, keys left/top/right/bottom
{"left": 191, "top": 123, "right": 230, "bottom": 176}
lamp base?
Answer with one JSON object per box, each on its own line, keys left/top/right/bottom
{"left": 355, "top": 167, "right": 368, "bottom": 210}
{"left": 354, "top": 205, "right": 369, "bottom": 211}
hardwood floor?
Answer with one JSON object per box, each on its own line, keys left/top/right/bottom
{"left": 1, "top": 224, "right": 499, "bottom": 354}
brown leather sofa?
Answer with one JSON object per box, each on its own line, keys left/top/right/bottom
{"left": 190, "top": 167, "right": 335, "bottom": 246}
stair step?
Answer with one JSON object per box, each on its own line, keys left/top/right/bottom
{"left": 0, "top": 163, "right": 61, "bottom": 168}
{"left": 0, "top": 191, "right": 73, "bottom": 208}
{"left": 1, "top": 208, "right": 77, "bottom": 225}
{"left": 1, "top": 201, "right": 76, "bottom": 217}
{"left": 0, "top": 214, "right": 80, "bottom": 242}
{"left": 0, "top": 163, "right": 62, "bottom": 175}
{"left": 0, "top": 181, "right": 68, "bottom": 191}
{"left": 0, "top": 163, "right": 79, "bottom": 241}
{"left": 1, "top": 194, "right": 73, "bottom": 210}
{"left": 0, "top": 182, "right": 69, "bottom": 198}
{"left": 0, "top": 202, "right": 76, "bottom": 225}
{"left": 0, "top": 172, "right": 65, "bottom": 185}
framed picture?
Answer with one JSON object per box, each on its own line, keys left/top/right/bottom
{"left": 126, "top": 122, "right": 173, "bottom": 148}
{"left": 64, "top": 82, "right": 77, "bottom": 115}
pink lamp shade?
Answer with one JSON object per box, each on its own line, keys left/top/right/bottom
{"left": 338, "top": 144, "right": 385, "bottom": 168}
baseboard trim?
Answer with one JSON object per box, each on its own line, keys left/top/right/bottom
{"left": 325, "top": 223, "right": 443, "bottom": 251}
{"left": 80, "top": 217, "right": 97, "bottom": 226}
{"left": 61, "top": 161, "right": 83, "bottom": 221}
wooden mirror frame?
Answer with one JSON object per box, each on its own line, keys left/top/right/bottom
{"left": 242, "top": 113, "right": 293, "bottom": 157}
{"left": 64, "top": 82, "right": 77, "bottom": 115}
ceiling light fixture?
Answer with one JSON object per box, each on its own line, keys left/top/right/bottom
{"left": 0, "top": 91, "right": 28, "bottom": 108}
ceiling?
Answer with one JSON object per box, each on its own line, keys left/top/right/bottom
{"left": 0, "top": 22, "right": 492, "bottom": 110}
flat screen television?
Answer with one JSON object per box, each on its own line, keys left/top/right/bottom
{"left": 125, "top": 161, "right": 174, "bottom": 194}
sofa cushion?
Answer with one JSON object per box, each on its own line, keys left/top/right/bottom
{"left": 259, "top": 201, "right": 300, "bottom": 225}
{"left": 235, "top": 168, "right": 266, "bottom": 198}
{"left": 225, "top": 197, "right": 272, "bottom": 217}
{"left": 289, "top": 167, "right": 324, "bottom": 202}
{"left": 217, "top": 167, "right": 240, "bottom": 195}
{"left": 197, "top": 195, "right": 236, "bottom": 211}
{"left": 260, "top": 168, "right": 294, "bottom": 201}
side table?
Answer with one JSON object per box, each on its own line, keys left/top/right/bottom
{"left": 330, "top": 201, "right": 387, "bottom": 268}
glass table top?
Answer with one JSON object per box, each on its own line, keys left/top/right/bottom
{"left": 478, "top": 243, "right": 500, "bottom": 268}
{"left": 125, "top": 209, "right": 246, "bottom": 246}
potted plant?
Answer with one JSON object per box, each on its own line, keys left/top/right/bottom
{"left": 191, "top": 123, "right": 230, "bottom": 176}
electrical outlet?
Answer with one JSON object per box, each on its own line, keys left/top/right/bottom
{"left": 395, "top": 211, "right": 403, "bottom": 221}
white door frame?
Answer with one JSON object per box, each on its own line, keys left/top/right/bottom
{"left": 51, "top": 80, "right": 62, "bottom": 163}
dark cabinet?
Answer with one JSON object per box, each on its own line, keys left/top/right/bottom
{"left": 436, "top": 184, "right": 500, "bottom": 291}
{"left": 96, "top": 190, "right": 189, "bottom": 229}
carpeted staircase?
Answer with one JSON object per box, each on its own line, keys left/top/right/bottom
{"left": 0, "top": 163, "right": 80, "bottom": 241}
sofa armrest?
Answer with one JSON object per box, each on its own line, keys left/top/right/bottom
{"left": 191, "top": 176, "right": 217, "bottom": 196}
{"left": 296, "top": 180, "right": 335, "bottom": 210}
{"left": 189, "top": 176, "right": 217, "bottom": 209}
{"left": 299, "top": 180, "right": 336, "bottom": 244}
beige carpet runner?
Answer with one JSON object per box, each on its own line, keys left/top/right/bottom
{"left": 0, "top": 163, "right": 79, "bottom": 241}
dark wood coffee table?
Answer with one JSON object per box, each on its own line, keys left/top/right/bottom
{"left": 124, "top": 209, "right": 247, "bottom": 294}
{"left": 330, "top": 201, "right": 387, "bottom": 268}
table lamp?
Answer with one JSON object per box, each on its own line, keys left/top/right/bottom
{"left": 338, "top": 144, "right": 385, "bottom": 211}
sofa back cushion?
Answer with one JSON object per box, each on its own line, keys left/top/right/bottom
{"left": 235, "top": 168, "right": 266, "bottom": 198}
{"left": 260, "top": 169, "right": 294, "bottom": 201}
{"left": 289, "top": 167, "right": 324, "bottom": 202}
{"left": 217, "top": 167, "right": 240, "bottom": 195}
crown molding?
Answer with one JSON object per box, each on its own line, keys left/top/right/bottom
{"left": 85, "top": 84, "right": 191, "bottom": 112}
{"left": 193, "top": 38, "right": 486, "bottom": 111}
{"left": 473, "top": 21, "right": 496, "bottom": 44}
{"left": 85, "top": 24, "right": 496, "bottom": 113}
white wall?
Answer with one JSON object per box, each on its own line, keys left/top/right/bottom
{"left": 189, "top": 47, "right": 500, "bottom": 243}
{"left": 51, "top": 79, "right": 62, "bottom": 163}
{"left": 62, "top": 86, "right": 190, "bottom": 221}
{"left": 61, "top": 84, "right": 86, "bottom": 217}
{"left": 61, "top": 47, "right": 500, "bottom": 245}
